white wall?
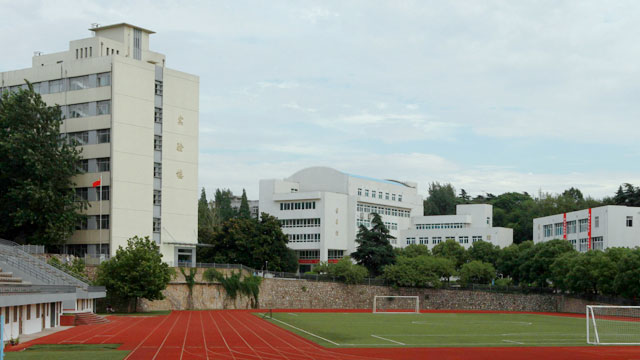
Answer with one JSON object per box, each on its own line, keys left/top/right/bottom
{"left": 1, "top": 303, "right": 61, "bottom": 339}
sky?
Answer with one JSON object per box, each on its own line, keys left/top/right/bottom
{"left": 1, "top": 0, "right": 639, "bottom": 200}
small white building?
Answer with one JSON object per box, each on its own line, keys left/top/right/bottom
{"left": 259, "top": 167, "right": 423, "bottom": 272}
{"left": 533, "top": 205, "right": 640, "bottom": 251}
{"left": 399, "top": 204, "right": 513, "bottom": 249}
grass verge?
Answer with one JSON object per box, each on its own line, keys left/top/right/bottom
{"left": 6, "top": 344, "right": 128, "bottom": 360}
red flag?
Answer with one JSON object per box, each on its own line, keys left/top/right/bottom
{"left": 92, "top": 179, "right": 101, "bottom": 188}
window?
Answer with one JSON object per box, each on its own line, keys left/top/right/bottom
{"left": 579, "top": 238, "right": 588, "bottom": 252}
{"left": 75, "top": 188, "right": 88, "bottom": 201}
{"left": 27, "top": 305, "right": 31, "bottom": 320}
{"left": 154, "top": 135, "right": 162, "bottom": 151}
{"left": 459, "top": 236, "right": 469, "bottom": 244}
{"left": 627, "top": 216, "right": 633, "bottom": 227}
{"left": 154, "top": 162, "right": 162, "bottom": 178}
{"left": 406, "top": 237, "right": 416, "bottom": 245}
{"left": 595, "top": 216, "right": 599, "bottom": 228}
{"left": 592, "top": 236, "right": 604, "bottom": 250}
{"left": 98, "top": 186, "right": 110, "bottom": 201}
{"left": 432, "top": 237, "right": 442, "bottom": 244}
{"left": 472, "top": 235, "right": 482, "bottom": 243}
{"left": 567, "top": 220, "right": 577, "bottom": 234}
{"left": 554, "top": 223, "right": 563, "bottom": 236}
{"left": 378, "top": 192, "right": 382, "bottom": 199}
{"left": 76, "top": 217, "right": 88, "bottom": 230}
{"left": 98, "top": 215, "right": 109, "bottom": 230}
{"left": 97, "top": 100, "right": 111, "bottom": 115}
{"left": 486, "top": 217, "right": 490, "bottom": 225}
{"left": 153, "top": 218, "right": 161, "bottom": 232}
{"left": 69, "top": 103, "right": 89, "bottom": 118}
{"left": 296, "top": 250, "right": 320, "bottom": 260}
{"left": 543, "top": 224, "right": 552, "bottom": 237}
{"left": 97, "top": 129, "right": 110, "bottom": 144}
{"left": 36, "top": 303, "right": 40, "bottom": 318}
{"left": 154, "top": 108, "right": 163, "bottom": 123}
{"left": 133, "top": 29, "right": 142, "bottom": 60}
{"left": 155, "top": 81, "right": 163, "bottom": 96}
{"left": 13, "top": 307, "right": 17, "bottom": 322}
{"left": 392, "top": 194, "right": 396, "bottom": 201}
{"left": 76, "top": 159, "right": 88, "bottom": 173}
{"left": 365, "top": 189, "right": 369, "bottom": 197}
{"left": 97, "top": 72, "right": 111, "bottom": 87}
{"left": 68, "top": 131, "right": 88, "bottom": 145}
{"left": 4, "top": 307, "right": 8, "bottom": 324}
{"left": 419, "top": 237, "right": 428, "bottom": 245}
{"left": 398, "top": 194, "right": 402, "bottom": 202}
{"left": 69, "top": 75, "right": 90, "bottom": 91}
{"left": 385, "top": 193, "right": 389, "bottom": 200}
{"left": 154, "top": 190, "right": 162, "bottom": 205}
{"left": 579, "top": 219, "right": 589, "bottom": 232}
{"left": 445, "top": 236, "right": 455, "bottom": 242}
{"left": 49, "top": 79, "right": 64, "bottom": 93}
{"left": 328, "top": 250, "right": 345, "bottom": 260}
{"left": 372, "top": 191, "right": 376, "bottom": 198}
{"left": 96, "top": 158, "right": 110, "bottom": 172}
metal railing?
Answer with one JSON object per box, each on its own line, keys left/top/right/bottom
{"left": 19, "top": 244, "right": 45, "bottom": 255}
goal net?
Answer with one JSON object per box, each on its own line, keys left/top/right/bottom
{"left": 587, "top": 305, "right": 640, "bottom": 345}
{"left": 373, "top": 296, "right": 420, "bottom": 314}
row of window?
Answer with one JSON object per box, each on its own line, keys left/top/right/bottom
{"left": 405, "top": 235, "right": 485, "bottom": 246}
{"left": 328, "top": 249, "right": 345, "bottom": 260}
{"left": 279, "top": 201, "right": 317, "bottom": 211}
{"left": 544, "top": 216, "right": 634, "bottom": 238}
{"left": 287, "top": 233, "right": 321, "bottom": 243}
{"left": 356, "top": 203, "right": 411, "bottom": 218}
{"left": 75, "top": 46, "right": 119, "bottom": 59}
{"left": 75, "top": 186, "right": 109, "bottom": 202}
{"left": 77, "top": 158, "right": 110, "bottom": 173}
{"left": 296, "top": 250, "right": 320, "bottom": 260}
{"left": 2, "top": 72, "right": 111, "bottom": 95}
{"left": 568, "top": 237, "right": 604, "bottom": 252}
{"left": 357, "top": 188, "right": 403, "bottom": 202}
{"left": 355, "top": 218, "right": 399, "bottom": 230}
{"left": 415, "top": 223, "right": 467, "bottom": 230}
{"left": 76, "top": 215, "right": 109, "bottom": 230}
{"left": 279, "top": 218, "right": 321, "bottom": 228}
{"left": 66, "top": 100, "right": 111, "bottom": 118}
{"left": 66, "top": 129, "right": 110, "bottom": 146}
{"left": 153, "top": 217, "right": 161, "bottom": 232}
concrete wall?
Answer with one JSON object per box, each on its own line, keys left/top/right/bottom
{"left": 2, "top": 302, "right": 62, "bottom": 339}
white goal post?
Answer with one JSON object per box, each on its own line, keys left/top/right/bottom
{"left": 587, "top": 305, "right": 640, "bottom": 345}
{"left": 373, "top": 296, "right": 420, "bottom": 314}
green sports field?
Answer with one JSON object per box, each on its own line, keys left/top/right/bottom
{"left": 261, "top": 312, "right": 596, "bottom": 348}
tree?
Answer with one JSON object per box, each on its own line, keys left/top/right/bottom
{"left": 432, "top": 239, "right": 467, "bottom": 269}
{"left": 467, "top": 241, "right": 500, "bottom": 266}
{"left": 96, "top": 236, "right": 173, "bottom": 312}
{"left": 613, "top": 249, "right": 640, "bottom": 299}
{"left": 238, "top": 189, "right": 251, "bottom": 219}
{"left": 48, "top": 256, "right": 87, "bottom": 279}
{"left": 383, "top": 256, "right": 445, "bottom": 288}
{"left": 0, "top": 83, "right": 86, "bottom": 245}
{"left": 458, "top": 189, "right": 471, "bottom": 204}
{"left": 394, "top": 244, "right": 431, "bottom": 258}
{"left": 495, "top": 241, "right": 532, "bottom": 284}
{"left": 423, "top": 182, "right": 457, "bottom": 215}
{"left": 198, "top": 188, "right": 214, "bottom": 231}
{"left": 519, "top": 239, "right": 575, "bottom": 287}
{"left": 351, "top": 213, "right": 396, "bottom": 276}
{"left": 312, "top": 257, "right": 368, "bottom": 284}
{"left": 213, "top": 188, "right": 235, "bottom": 225}
{"left": 458, "top": 260, "right": 496, "bottom": 286}
{"left": 198, "top": 213, "right": 298, "bottom": 272}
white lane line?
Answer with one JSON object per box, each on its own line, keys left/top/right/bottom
{"left": 371, "top": 334, "right": 406, "bottom": 345}
{"left": 269, "top": 317, "right": 340, "bottom": 346}
{"left": 502, "top": 339, "right": 524, "bottom": 345}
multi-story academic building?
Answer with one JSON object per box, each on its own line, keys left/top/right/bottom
{"left": 533, "top": 206, "right": 640, "bottom": 251}
{"left": 260, "top": 167, "right": 424, "bottom": 272}
{"left": 0, "top": 24, "right": 199, "bottom": 264}
{"left": 399, "top": 204, "right": 513, "bottom": 249}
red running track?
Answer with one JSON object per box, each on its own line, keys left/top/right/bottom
{"left": 6, "top": 310, "right": 640, "bottom": 360}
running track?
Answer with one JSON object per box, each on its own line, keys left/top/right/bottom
{"left": 7, "top": 310, "right": 640, "bottom": 359}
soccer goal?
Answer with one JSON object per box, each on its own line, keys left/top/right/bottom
{"left": 587, "top": 305, "right": 640, "bottom": 345}
{"left": 373, "top": 296, "right": 420, "bottom": 314}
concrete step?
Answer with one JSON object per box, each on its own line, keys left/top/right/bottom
{"left": 75, "top": 312, "right": 109, "bottom": 326}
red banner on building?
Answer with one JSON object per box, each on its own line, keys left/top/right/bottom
{"left": 298, "top": 259, "right": 320, "bottom": 264}
{"left": 588, "top": 208, "right": 592, "bottom": 250}
{"left": 563, "top": 213, "right": 567, "bottom": 240}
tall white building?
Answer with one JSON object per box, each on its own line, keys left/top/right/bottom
{"left": 399, "top": 204, "right": 513, "bottom": 249}
{"left": 533, "top": 206, "right": 640, "bottom": 251}
{"left": 259, "top": 167, "right": 423, "bottom": 272}
{"left": 0, "top": 23, "right": 199, "bottom": 264}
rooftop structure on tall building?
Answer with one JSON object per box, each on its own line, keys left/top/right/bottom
{"left": 0, "top": 23, "right": 199, "bottom": 265}
{"left": 533, "top": 205, "right": 640, "bottom": 251}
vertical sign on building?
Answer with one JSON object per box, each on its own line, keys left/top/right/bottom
{"left": 563, "top": 213, "right": 567, "bottom": 240}
{"left": 588, "top": 208, "right": 592, "bottom": 250}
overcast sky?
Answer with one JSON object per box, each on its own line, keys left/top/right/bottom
{"left": 2, "top": 0, "right": 639, "bottom": 200}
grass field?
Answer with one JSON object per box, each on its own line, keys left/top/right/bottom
{"left": 5, "top": 344, "right": 128, "bottom": 360}
{"left": 262, "top": 312, "right": 593, "bottom": 348}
